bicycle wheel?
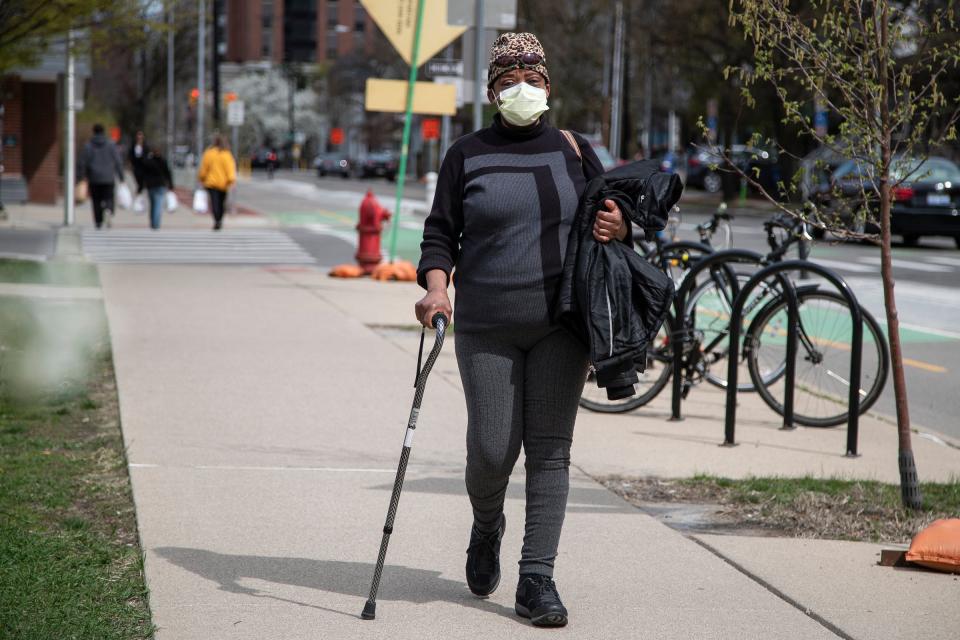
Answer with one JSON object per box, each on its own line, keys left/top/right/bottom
{"left": 579, "top": 313, "right": 674, "bottom": 413}
{"left": 745, "top": 290, "right": 889, "bottom": 427}
{"left": 685, "top": 269, "right": 772, "bottom": 391}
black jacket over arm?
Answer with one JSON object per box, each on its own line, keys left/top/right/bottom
{"left": 554, "top": 160, "right": 683, "bottom": 400}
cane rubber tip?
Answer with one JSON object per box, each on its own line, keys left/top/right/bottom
{"left": 361, "top": 601, "right": 376, "bottom": 620}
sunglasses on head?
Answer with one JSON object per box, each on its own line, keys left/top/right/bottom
{"left": 494, "top": 52, "right": 544, "bottom": 68}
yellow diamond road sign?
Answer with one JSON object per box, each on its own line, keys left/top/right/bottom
{"left": 361, "top": 0, "right": 467, "bottom": 67}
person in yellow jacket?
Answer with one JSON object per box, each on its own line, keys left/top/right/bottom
{"left": 197, "top": 134, "right": 237, "bottom": 230}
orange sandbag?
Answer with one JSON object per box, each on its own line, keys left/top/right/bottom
{"left": 329, "top": 264, "right": 365, "bottom": 278}
{"left": 371, "top": 260, "right": 417, "bottom": 282}
{"left": 906, "top": 518, "right": 960, "bottom": 574}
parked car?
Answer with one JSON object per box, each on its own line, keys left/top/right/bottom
{"left": 250, "top": 147, "right": 279, "bottom": 170}
{"left": 314, "top": 152, "right": 352, "bottom": 178}
{"left": 686, "top": 145, "right": 781, "bottom": 196}
{"left": 357, "top": 151, "right": 398, "bottom": 180}
{"left": 817, "top": 156, "right": 960, "bottom": 246}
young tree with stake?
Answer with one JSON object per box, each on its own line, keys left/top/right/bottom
{"left": 717, "top": 0, "right": 960, "bottom": 509}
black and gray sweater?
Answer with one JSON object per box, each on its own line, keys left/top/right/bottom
{"left": 417, "top": 115, "right": 604, "bottom": 332}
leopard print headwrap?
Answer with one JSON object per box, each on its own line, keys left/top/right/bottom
{"left": 487, "top": 32, "right": 549, "bottom": 87}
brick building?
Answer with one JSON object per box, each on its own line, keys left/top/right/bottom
{"left": 1, "top": 41, "right": 91, "bottom": 205}
{"left": 225, "top": 0, "right": 377, "bottom": 64}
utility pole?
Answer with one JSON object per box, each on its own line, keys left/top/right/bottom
{"left": 196, "top": 0, "right": 206, "bottom": 165}
{"left": 64, "top": 30, "right": 76, "bottom": 227}
{"left": 642, "top": 1, "right": 653, "bottom": 157}
{"left": 167, "top": 1, "right": 175, "bottom": 155}
{"left": 472, "top": 0, "right": 485, "bottom": 132}
{"left": 440, "top": 44, "right": 453, "bottom": 162}
{"left": 212, "top": 0, "right": 221, "bottom": 128}
{"left": 609, "top": 0, "right": 624, "bottom": 159}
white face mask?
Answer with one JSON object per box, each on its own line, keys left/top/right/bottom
{"left": 496, "top": 82, "right": 549, "bottom": 126}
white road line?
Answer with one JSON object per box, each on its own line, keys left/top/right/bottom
{"left": 82, "top": 229, "right": 315, "bottom": 264}
{"left": 857, "top": 255, "right": 953, "bottom": 273}
{"left": 926, "top": 255, "right": 960, "bottom": 267}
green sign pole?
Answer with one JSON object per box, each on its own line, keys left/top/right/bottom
{"left": 388, "top": 0, "right": 427, "bottom": 263}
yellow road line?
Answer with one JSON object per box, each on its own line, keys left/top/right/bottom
{"left": 902, "top": 358, "right": 948, "bottom": 374}
{"left": 695, "top": 304, "right": 948, "bottom": 374}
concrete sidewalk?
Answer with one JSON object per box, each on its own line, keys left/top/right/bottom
{"left": 98, "top": 265, "right": 960, "bottom": 639}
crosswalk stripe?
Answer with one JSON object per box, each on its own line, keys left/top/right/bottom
{"left": 856, "top": 255, "right": 953, "bottom": 273}
{"left": 81, "top": 229, "right": 315, "bottom": 265}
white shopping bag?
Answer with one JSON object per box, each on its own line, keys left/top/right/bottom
{"left": 165, "top": 190, "right": 179, "bottom": 213}
{"left": 116, "top": 182, "right": 133, "bottom": 210}
{"left": 132, "top": 194, "right": 146, "bottom": 214}
{"left": 192, "top": 188, "right": 209, "bottom": 213}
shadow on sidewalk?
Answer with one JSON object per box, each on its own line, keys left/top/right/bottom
{"left": 368, "top": 476, "right": 639, "bottom": 515}
{"left": 155, "top": 547, "right": 518, "bottom": 622}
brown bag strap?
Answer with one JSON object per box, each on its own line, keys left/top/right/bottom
{"left": 561, "top": 129, "right": 582, "bottom": 162}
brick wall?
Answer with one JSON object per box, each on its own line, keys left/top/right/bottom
{"left": 21, "top": 82, "right": 60, "bottom": 204}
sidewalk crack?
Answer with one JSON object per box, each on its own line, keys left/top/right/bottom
{"left": 689, "top": 536, "right": 855, "bottom": 640}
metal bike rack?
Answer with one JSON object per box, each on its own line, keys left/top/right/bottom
{"left": 669, "top": 249, "right": 765, "bottom": 421}
{"left": 723, "top": 260, "right": 864, "bottom": 457}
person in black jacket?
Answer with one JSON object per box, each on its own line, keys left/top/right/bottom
{"left": 129, "top": 130, "right": 147, "bottom": 193}
{"left": 414, "top": 32, "right": 629, "bottom": 628}
{"left": 78, "top": 124, "right": 125, "bottom": 229}
{"left": 137, "top": 147, "right": 174, "bottom": 230}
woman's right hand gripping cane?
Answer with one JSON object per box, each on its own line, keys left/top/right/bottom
{"left": 415, "top": 269, "right": 453, "bottom": 328}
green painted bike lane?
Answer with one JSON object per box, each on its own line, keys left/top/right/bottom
{"left": 270, "top": 208, "right": 425, "bottom": 264}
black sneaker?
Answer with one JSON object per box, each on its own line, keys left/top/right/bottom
{"left": 515, "top": 574, "right": 568, "bottom": 627}
{"left": 465, "top": 514, "right": 505, "bottom": 597}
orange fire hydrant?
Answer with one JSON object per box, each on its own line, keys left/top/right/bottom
{"left": 356, "top": 190, "right": 392, "bottom": 275}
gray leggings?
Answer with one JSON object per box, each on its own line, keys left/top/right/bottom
{"left": 455, "top": 324, "right": 588, "bottom": 577}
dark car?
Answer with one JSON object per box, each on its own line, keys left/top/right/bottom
{"left": 686, "top": 145, "right": 781, "bottom": 196}
{"left": 817, "top": 156, "right": 960, "bottom": 246}
{"left": 250, "top": 147, "right": 279, "bottom": 170}
{"left": 358, "top": 151, "right": 398, "bottom": 181}
{"left": 314, "top": 152, "right": 352, "bottom": 178}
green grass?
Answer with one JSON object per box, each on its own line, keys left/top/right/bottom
{"left": 0, "top": 289, "right": 153, "bottom": 638}
{"left": 0, "top": 259, "right": 100, "bottom": 287}
{"left": 605, "top": 474, "right": 960, "bottom": 542}
{"left": 683, "top": 474, "right": 960, "bottom": 513}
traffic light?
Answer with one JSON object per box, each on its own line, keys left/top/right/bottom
{"left": 189, "top": 88, "right": 199, "bottom": 105}
{"left": 225, "top": 92, "right": 237, "bottom": 103}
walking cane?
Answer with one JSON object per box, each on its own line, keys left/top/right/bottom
{"left": 361, "top": 311, "right": 447, "bottom": 620}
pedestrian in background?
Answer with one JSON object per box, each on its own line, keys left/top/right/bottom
{"left": 129, "top": 130, "right": 147, "bottom": 193}
{"left": 415, "top": 32, "right": 627, "bottom": 628}
{"left": 197, "top": 133, "right": 236, "bottom": 231}
{"left": 79, "top": 123, "right": 125, "bottom": 229}
{"left": 138, "top": 147, "right": 174, "bottom": 230}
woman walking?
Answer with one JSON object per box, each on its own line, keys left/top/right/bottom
{"left": 138, "top": 147, "right": 174, "bottom": 230}
{"left": 197, "top": 134, "right": 236, "bottom": 230}
{"left": 415, "top": 32, "right": 627, "bottom": 627}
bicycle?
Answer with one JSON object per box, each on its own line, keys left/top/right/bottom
{"left": 696, "top": 202, "right": 734, "bottom": 250}
{"left": 580, "top": 214, "right": 889, "bottom": 427}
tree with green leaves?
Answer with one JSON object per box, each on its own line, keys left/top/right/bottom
{"left": 723, "top": 0, "right": 960, "bottom": 509}
{"left": 0, "top": 0, "right": 158, "bottom": 73}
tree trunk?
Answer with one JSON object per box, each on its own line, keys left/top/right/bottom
{"left": 877, "top": 2, "right": 922, "bottom": 510}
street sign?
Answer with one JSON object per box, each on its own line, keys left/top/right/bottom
{"left": 361, "top": 0, "right": 466, "bottom": 67}
{"left": 425, "top": 59, "right": 463, "bottom": 77}
{"left": 433, "top": 76, "right": 464, "bottom": 108}
{"left": 227, "top": 100, "right": 244, "bottom": 126}
{"left": 330, "top": 128, "right": 344, "bottom": 145}
{"left": 447, "top": 0, "right": 517, "bottom": 28}
{"left": 364, "top": 79, "right": 457, "bottom": 115}
{"left": 422, "top": 118, "right": 441, "bottom": 140}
